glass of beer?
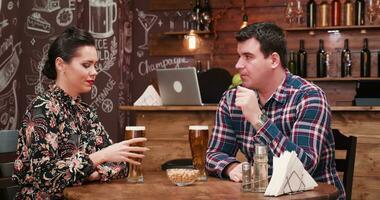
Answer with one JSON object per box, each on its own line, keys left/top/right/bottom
{"left": 125, "top": 126, "right": 146, "bottom": 183}
{"left": 188, "top": 125, "right": 209, "bottom": 181}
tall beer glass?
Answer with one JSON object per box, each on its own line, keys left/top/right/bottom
{"left": 189, "top": 125, "right": 209, "bottom": 181}
{"left": 125, "top": 126, "right": 145, "bottom": 183}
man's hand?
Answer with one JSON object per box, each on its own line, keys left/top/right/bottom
{"left": 235, "top": 86, "right": 262, "bottom": 124}
{"left": 227, "top": 163, "right": 243, "bottom": 182}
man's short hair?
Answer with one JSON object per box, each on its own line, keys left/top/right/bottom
{"left": 235, "top": 22, "right": 288, "bottom": 67}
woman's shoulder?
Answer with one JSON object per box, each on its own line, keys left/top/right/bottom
{"left": 25, "top": 92, "right": 62, "bottom": 115}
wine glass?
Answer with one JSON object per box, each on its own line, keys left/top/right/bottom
{"left": 295, "top": 0, "right": 304, "bottom": 26}
{"left": 368, "top": 0, "right": 377, "bottom": 24}
{"left": 201, "top": 10, "right": 212, "bottom": 31}
{"left": 182, "top": 10, "right": 192, "bottom": 31}
{"left": 285, "top": 0, "right": 296, "bottom": 25}
{"left": 375, "top": 0, "right": 380, "bottom": 23}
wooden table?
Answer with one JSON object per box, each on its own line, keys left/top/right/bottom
{"left": 64, "top": 172, "right": 339, "bottom": 200}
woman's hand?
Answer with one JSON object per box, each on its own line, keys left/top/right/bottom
{"left": 87, "top": 171, "right": 100, "bottom": 181}
{"left": 90, "top": 138, "right": 149, "bottom": 166}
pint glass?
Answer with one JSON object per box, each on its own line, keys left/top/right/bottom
{"left": 125, "top": 126, "right": 145, "bottom": 183}
{"left": 188, "top": 125, "right": 209, "bottom": 181}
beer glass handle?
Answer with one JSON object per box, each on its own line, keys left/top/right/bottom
{"left": 112, "top": 2, "right": 117, "bottom": 23}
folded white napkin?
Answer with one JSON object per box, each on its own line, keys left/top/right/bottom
{"left": 133, "top": 85, "right": 162, "bottom": 106}
{"left": 264, "top": 151, "right": 318, "bottom": 196}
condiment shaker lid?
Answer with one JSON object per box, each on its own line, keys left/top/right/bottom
{"left": 255, "top": 144, "right": 267, "bottom": 155}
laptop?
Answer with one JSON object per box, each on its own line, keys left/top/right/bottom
{"left": 156, "top": 67, "right": 203, "bottom": 105}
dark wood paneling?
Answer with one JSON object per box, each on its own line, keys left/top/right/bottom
{"left": 149, "top": 0, "right": 285, "bottom": 11}
{"left": 149, "top": 33, "right": 214, "bottom": 56}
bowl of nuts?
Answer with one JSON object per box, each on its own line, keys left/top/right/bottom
{"left": 166, "top": 168, "right": 199, "bottom": 186}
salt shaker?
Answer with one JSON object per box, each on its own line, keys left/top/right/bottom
{"left": 253, "top": 144, "right": 268, "bottom": 192}
{"left": 241, "top": 162, "right": 252, "bottom": 192}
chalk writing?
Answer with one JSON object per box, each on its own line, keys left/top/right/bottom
{"left": 138, "top": 57, "right": 189, "bottom": 76}
{"left": 91, "top": 78, "right": 116, "bottom": 107}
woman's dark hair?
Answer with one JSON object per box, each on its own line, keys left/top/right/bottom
{"left": 235, "top": 22, "right": 288, "bottom": 67}
{"left": 42, "top": 26, "right": 96, "bottom": 80}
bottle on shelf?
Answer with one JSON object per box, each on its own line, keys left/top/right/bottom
{"left": 378, "top": 51, "right": 380, "bottom": 77}
{"left": 288, "top": 51, "right": 297, "bottom": 75}
{"left": 201, "top": 0, "right": 212, "bottom": 31}
{"left": 355, "top": 0, "right": 365, "bottom": 25}
{"left": 360, "top": 38, "right": 371, "bottom": 77}
{"left": 191, "top": 0, "right": 202, "bottom": 31}
{"left": 319, "top": 0, "right": 329, "bottom": 27}
{"left": 306, "top": 0, "right": 317, "bottom": 28}
{"left": 297, "top": 40, "right": 307, "bottom": 78}
{"left": 341, "top": 39, "right": 352, "bottom": 77}
{"left": 331, "top": 0, "right": 341, "bottom": 26}
{"left": 196, "top": 60, "right": 203, "bottom": 73}
{"left": 343, "top": 0, "right": 354, "bottom": 26}
{"left": 317, "top": 39, "right": 327, "bottom": 77}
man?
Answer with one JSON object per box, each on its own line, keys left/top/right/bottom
{"left": 205, "top": 22, "right": 345, "bottom": 199}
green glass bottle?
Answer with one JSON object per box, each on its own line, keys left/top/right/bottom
{"left": 288, "top": 51, "right": 297, "bottom": 75}
{"left": 360, "top": 38, "right": 371, "bottom": 77}
{"left": 317, "top": 40, "right": 327, "bottom": 77}
{"left": 297, "top": 40, "right": 307, "bottom": 77}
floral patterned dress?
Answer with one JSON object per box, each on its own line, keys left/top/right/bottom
{"left": 12, "top": 85, "right": 128, "bottom": 199}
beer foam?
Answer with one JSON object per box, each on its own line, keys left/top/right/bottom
{"left": 125, "top": 126, "right": 146, "bottom": 131}
{"left": 189, "top": 125, "right": 208, "bottom": 130}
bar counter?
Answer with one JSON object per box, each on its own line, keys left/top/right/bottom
{"left": 64, "top": 172, "right": 339, "bottom": 200}
{"left": 119, "top": 105, "right": 380, "bottom": 199}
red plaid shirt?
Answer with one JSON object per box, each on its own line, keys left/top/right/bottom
{"left": 206, "top": 72, "right": 345, "bottom": 199}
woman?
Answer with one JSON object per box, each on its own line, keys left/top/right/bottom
{"left": 12, "top": 27, "right": 149, "bottom": 199}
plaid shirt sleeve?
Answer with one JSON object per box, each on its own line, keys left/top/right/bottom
{"left": 206, "top": 90, "right": 240, "bottom": 178}
{"left": 255, "top": 88, "right": 330, "bottom": 174}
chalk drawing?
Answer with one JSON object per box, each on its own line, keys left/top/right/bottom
{"left": 101, "top": 98, "right": 113, "bottom": 113}
{"left": 32, "top": 0, "right": 60, "bottom": 12}
{"left": 25, "top": 43, "right": 49, "bottom": 96}
{"left": 137, "top": 50, "right": 144, "bottom": 58}
{"left": 27, "top": 12, "right": 51, "bottom": 33}
{"left": 56, "top": 0, "right": 75, "bottom": 27}
{"left": 158, "top": 19, "right": 163, "bottom": 27}
{"left": 7, "top": 1, "right": 13, "bottom": 10}
{"left": 91, "top": 85, "right": 98, "bottom": 99}
{"left": 0, "top": 19, "right": 9, "bottom": 37}
{"left": 56, "top": 8, "right": 73, "bottom": 27}
{"left": 91, "top": 78, "right": 116, "bottom": 108}
{"left": 136, "top": 9, "right": 157, "bottom": 50}
{"left": 95, "top": 36, "right": 117, "bottom": 74}
{"left": 0, "top": 42, "right": 21, "bottom": 93}
{"left": 0, "top": 80, "right": 18, "bottom": 130}
{"left": 89, "top": 0, "right": 117, "bottom": 38}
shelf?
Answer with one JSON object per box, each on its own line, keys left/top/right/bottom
{"left": 306, "top": 77, "right": 380, "bottom": 82}
{"left": 284, "top": 25, "right": 380, "bottom": 35}
{"left": 331, "top": 106, "right": 380, "bottom": 111}
{"left": 163, "top": 30, "right": 212, "bottom": 36}
{"left": 285, "top": 25, "right": 380, "bottom": 32}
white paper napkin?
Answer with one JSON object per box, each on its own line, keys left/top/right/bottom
{"left": 133, "top": 85, "right": 162, "bottom": 106}
{"left": 264, "top": 151, "right": 318, "bottom": 196}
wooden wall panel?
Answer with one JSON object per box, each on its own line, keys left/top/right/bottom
{"left": 134, "top": 111, "right": 215, "bottom": 171}
{"left": 149, "top": 33, "right": 214, "bottom": 56}
{"left": 145, "top": 1, "right": 380, "bottom": 198}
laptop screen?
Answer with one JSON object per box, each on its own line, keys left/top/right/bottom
{"left": 156, "top": 67, "right": 203, "bottom": 105}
